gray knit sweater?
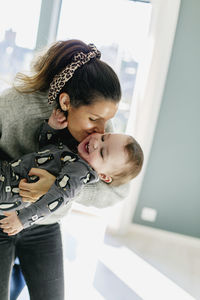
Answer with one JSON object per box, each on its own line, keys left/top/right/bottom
{"left": 0, "top": 88, "right": 129, "bottom": 225}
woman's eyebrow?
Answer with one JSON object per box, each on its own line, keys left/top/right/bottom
{"left": 90, "top": 113, "right": 102, "bottom": 118}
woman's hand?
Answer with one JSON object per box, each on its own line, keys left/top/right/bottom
{"left": 48, "top": 108, "right": 68, "bottom": 130}
{"left": 19, "top": 168, "right": 56, "bottom": 202}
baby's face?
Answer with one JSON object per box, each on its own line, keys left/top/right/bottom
{"left": 78, "top": 133, "right": 129, "bottom": 177}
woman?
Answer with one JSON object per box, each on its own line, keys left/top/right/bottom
{"left": 0, "top": 39, "right": 129, "bottom": 300}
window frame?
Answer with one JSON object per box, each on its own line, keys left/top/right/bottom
{"left": 35, "top": 0, "right": 62, "bottom": 50}
{"left": 117, "top": 0, "right": 182, "bottom": 233}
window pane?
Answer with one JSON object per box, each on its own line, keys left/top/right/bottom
{"left": 0, "top": 0, "right": 42, "bottom": 92}
{"left": 57, "top": 0, "right": 152, "bottom": 132}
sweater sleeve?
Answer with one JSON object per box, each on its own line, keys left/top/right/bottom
{"left": 0, "top": 88, "right": 54, "bottom": 160}
{"left": 74, "top": 178, "right": 130, "bottom": 208}
{"left": 17, "top": 158, "right": 98, "bottom": 228}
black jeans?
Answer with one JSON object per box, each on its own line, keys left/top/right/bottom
{"left": 0, "top": 218, "right": 64, "bottom": 300}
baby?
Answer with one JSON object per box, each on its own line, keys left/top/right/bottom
{"left": 0, "top": 109, "right": 143, "bottom": 234}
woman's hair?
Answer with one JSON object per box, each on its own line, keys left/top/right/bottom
{"left": 14, "top": 39, "right": 121, "bottom": 107}
{"left": 110, "top": 136, "right": 144, "bottom": 187}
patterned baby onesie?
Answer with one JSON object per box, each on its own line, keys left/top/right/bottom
{"left": 0, "top": 122, "right": 98, "bottom": 228}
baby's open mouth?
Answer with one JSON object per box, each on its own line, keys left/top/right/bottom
{"left": 85, "top": 142, "right": 89, "bottom": 154}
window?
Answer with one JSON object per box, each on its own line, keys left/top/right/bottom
{"left": 57, "top": 0, "right": 152, "bottom": 132}
{"left": 0, "top": 0, "right": 42, "bottom": 92}
{"left": 0, "top": 0, "right": 182, "bottom": 231}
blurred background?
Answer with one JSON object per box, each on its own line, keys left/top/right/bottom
{"left": 0, "top": 0, "right": 200, "bottom": 299}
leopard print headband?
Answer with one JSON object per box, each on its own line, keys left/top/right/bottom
{"left": 48, "top": 43, "right": 101, "bottom": 104}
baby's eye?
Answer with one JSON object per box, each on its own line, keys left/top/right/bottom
{"left": 101, "top": 135, "right": 105, "bottom": 142}
{"left": 89, "top": 117, "right": 97, "bottom": 121}
{"left": 100, "top": 148, "right": 104, "bottom": 158}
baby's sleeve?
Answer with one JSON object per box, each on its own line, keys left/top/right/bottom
{"left": 17, "top": 159, "right": 98, "bottom": 229}
{"left": 38, "top": 121, "right": 62, "bottom": 148}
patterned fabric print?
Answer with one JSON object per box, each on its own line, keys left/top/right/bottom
{"left": 48, "top": 197, "right": 64, "bottom": 212}
{"left": 0, "top": 162, "right": 24, "bottom": 212}
{"left": 48, "top": 44, "right": 101, "bottom": 104}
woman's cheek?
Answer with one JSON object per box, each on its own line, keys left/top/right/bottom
{"left": 78, "top": 119, "right": 88, "bottom": 130}
{"left": 86, "top": 120, "right": 95, "bottom": 129}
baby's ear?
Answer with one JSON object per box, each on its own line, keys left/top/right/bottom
{"left": 99, "top": 174, "right": 112, "bottom": 183}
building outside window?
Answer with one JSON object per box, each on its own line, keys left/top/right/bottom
{"left": 0, "top": 0, "right": 42, "bottom": 92}
{"left": 0, "top": 0, "right": 152, "bottom": 133}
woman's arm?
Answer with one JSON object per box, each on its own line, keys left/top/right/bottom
{"left": 74, "top": 177, "right": 130, "bottom": 209}
{"left": 26, "top": 120, "right": 130, "bottom": 225}
{"left": 19, "top": 118, "right": 129, "bottom": 219}
{"left": 19, "top": 120, "right": 58, "bottom": 202}
{"left": 0, "top": 157, "right": 97, "bottom": 233}
{"left": 0, "top": 88, "right": 56, "bottom": 202}
{"left": 19, "top": 109, "right": 67, "bottom": 202}
{"left": 18, "top": 159, "right": 98, "bottom": 229}
{"left": 19, "top": 168, "right": 56, "bottom": 202}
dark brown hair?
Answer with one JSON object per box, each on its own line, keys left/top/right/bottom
{"left": 14, "top": 39, "right": 121, "bottom": 108}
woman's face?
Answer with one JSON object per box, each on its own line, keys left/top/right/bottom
{"left": 67, "top": 97, "right": 119, "bottom": 142}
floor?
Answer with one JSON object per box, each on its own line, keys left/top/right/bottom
{"left": 17, "top": 212, "right": 200, "bottom": 300}
{"left": 102, "top": 226, "right": 200, "bottom": 300}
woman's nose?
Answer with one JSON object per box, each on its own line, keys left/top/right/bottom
{"left": 93, "top": 121, "right": 105, "bottom": 134}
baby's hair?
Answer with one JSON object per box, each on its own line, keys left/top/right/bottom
{"left": 110, "top": 136, "right": 144, "bottom": 186}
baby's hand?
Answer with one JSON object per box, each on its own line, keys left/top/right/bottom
{"left": 0, "top": 211, "right": 23, "bottom": 235}
{"left": 48, "top": 109, "right": 68, "bottom": 130}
